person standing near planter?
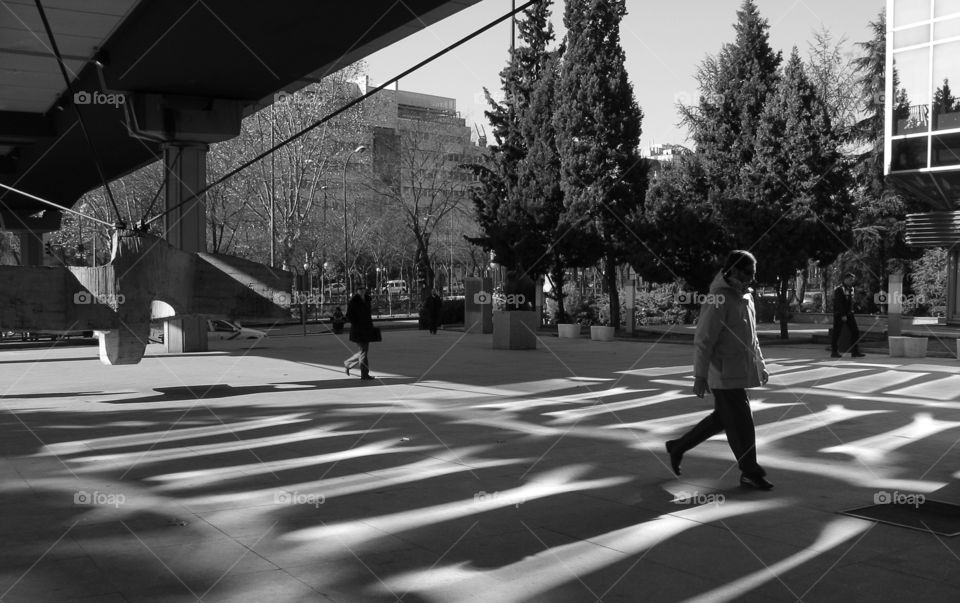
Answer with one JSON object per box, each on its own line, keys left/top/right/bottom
{"left": 665, "top": 250, "right": 773, "bottom": 490}
{"left": 424, "top": 289, "right": 442, "bottom": 334}
{"left": 831, "top": 273, "right": 865, "bottom": 358}
{"left": 344, "top": 287, "right": 376, "bottom": 381}
{"left": 330, "top": 306, "right": 345, "bottom": 334}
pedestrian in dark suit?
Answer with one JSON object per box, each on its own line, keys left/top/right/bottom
{"left": 424, "top": 289, "right": 442, "bottom": 334}
{"left": 665, "top": 250, "right": 773, "bottom": 490}
{"left": 344, "top": 287, "right": 375, "bottom": 380}
{"left": 831, "top": 273, "right": 864, "bottom": 358}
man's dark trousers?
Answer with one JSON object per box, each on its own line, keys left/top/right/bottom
{"left": 673, "top": 389, "right": 764, "bottom": 478}
{"left": 831, "top": 314, "right": 861, "bottom": 355}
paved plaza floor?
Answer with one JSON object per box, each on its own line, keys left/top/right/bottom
{"left": 1, "top": 327, "right": 959, "bottom": 602}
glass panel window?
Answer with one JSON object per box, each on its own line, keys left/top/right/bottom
{"left": 932, "top": 41, "right": 960, "bottom": 129}
{"left": 934, "top": 15, "right": 960, "bottom": 39}
{"left": 932, "top": 132, "right": 960, "bottom": 166}
{"left": 896, "top": 0, "right": 932, "bottom": 26}
{"left": 895, "top": 24, "right": 931, "bottom": 48}
{"left": 894, "top": 48, "right": 931, "bottom": 134}
{"left": 935, "top": 0, "right": 960, "bottom": 17}
{"left": 892, "top": 137, "right": 929, "bottom": 170}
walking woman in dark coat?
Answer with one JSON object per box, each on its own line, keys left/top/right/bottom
{"left": 344, "top": 287, "right": 375, "bottom": 380}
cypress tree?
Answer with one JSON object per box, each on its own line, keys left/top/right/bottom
{"left": 554, "top": 0, "right": 646, "bottom": 328}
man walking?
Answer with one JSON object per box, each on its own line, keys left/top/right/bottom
{"left": 344, "top": 287, "right": 376, "bottom": 381}
{"left": 831, "top": 272, "right": 865, "bottom": 358}
{"left": 665, "top": 250, "right": 773, "bottom": 490}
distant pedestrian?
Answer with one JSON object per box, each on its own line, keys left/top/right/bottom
{"left": 665, "top": 250, "right": 773, "bottom": 490}
{"left": 831, "top": 273, "right": 864, "bottom": 358}
{"left": 330, "top": 306, "right": 345, "bottom": 334}
{"left": 344, "top": 287, "right": 377, "bottom": 381}
{"left": 424, "top": 289, "right": 442, "bottom": 334}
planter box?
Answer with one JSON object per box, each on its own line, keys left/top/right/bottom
{"left": 557, "top": 323, "right": 580, "bottom": 338}
{"left": 590, "top": 325, "right": 615, "bottom": 341}
{"left": 889, "top": 336, "right": 928, "bottom": 358}
{"left": 904, "top": 337, "right": 928, "bottom": 358}
{"left": 492, "top": 310, "right": 538, "bottom": 350}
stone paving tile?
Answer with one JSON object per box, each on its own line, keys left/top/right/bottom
{"left": 2, "top": 332, "right": 960, "bottom": 601}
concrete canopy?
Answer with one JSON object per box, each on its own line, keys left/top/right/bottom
{"left": 0, "top": 0, "right": 482, "bottom": 215}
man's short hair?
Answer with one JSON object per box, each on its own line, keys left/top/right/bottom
{"left": 843, "top": 272, "right": 856, "bottom": 280}
{"left": 722, "top": 250, "right": 757, "bottom": 275}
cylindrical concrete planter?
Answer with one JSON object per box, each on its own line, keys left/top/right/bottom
{"left": 956, "top": 338, "right": 960, "bottom": 360}
{"left": 888, "top": 336, "right": 907, "bottom": 357}
{"left": 557, "top": 323, "right": 580, "bottom": 338}
{"left": 590, "top": 325, "right": 615, "bottom": 341}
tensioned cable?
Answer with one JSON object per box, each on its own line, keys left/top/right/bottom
{"left": 0, "top": 182, "right": 115, "bottom": 228}
{"left": 34, "top": 0, "right": 125, "bottom": 226}
{"left": 144, "top": 0, "right": 540, "bottom": 227}
{"left": 140, "top": 148, "right": 175, "bottom": 223}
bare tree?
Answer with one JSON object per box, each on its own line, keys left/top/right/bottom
{"left": 368, "top": 119, "right": 473, "bottom": 293}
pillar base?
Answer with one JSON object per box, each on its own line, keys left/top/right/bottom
{"left": 165, "top": 317, "right": 208, "bottom": 353}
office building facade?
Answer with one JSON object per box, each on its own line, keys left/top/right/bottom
{"left": 887, "top": 0, "right": 960, "bottom": 322}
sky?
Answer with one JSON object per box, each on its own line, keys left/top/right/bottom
{"left": 364, "top": 0, "right": 885, "bottom": 151}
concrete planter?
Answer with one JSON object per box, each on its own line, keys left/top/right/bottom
{"left": 557, "top": 323, "right": 580, "bottom": 338}
{"left": 957, "top": 338, "right": 960, "bottom": 360}
{"left": 889, "top": 336, "right": 928, "bottom": 358}
{"left": 492, "top": 310, "right": 538, "bottom": 350}
{"left": 590, "top": 325, "right": 615, "bottom": 341}
{"left": 904, "top": 337, "right": 928, "bottom": 358}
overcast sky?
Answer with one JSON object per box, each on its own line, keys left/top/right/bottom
{"left": 365, "top": 0, "right": 884, "bottom": 150}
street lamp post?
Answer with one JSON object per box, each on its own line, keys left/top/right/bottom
{"left": 342, "top": 144, "right": 366, "bottom": 294}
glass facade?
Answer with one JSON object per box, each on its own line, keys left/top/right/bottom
{"left": 890, "top": 0, "right": 960, "bottom": 171}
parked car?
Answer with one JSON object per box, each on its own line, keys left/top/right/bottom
{"left": 382, "top": 280, "right": 408, "bottom": 295}
{"left": 207, "top": 319, "right": 266, "bottom": 341}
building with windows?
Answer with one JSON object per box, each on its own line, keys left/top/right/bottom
{"left": 887, "top": 0, "right": 960, "bottom": 322}
{"left": 646, "top": 143, "right": 691, "bottom": 163}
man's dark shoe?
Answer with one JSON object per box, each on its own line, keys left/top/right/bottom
{"left": 740, "top": 474, "right": 774, "bottom": 490}
{"left": 851, "top": 352, "right": 865, "bottom": 358}
{"left": 830, "top": 352, "right": 842, "bottom": 358}
{"left": 360, "top": 375, "right": 375, "bottom": 381}
{"left": 665, "top": 440, "right": 682, "bottom": 476}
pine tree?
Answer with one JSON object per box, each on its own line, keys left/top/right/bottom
{"left": 688, "top": 0, "right": 781, "bottom": 186}
{"left": 651, "top": 0, "right": 780, "bottom": 297}
{"left": 747, "top": 48, "right": 850, "bottom": 338}
{"left": 933, "top": 78, "right": 957, "bottom": 126}
{"left": 554, "top": 0, "right": 647, "bottom": 328}
{"left": 467, "top": 0, "right": 562, "bottom": 309}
